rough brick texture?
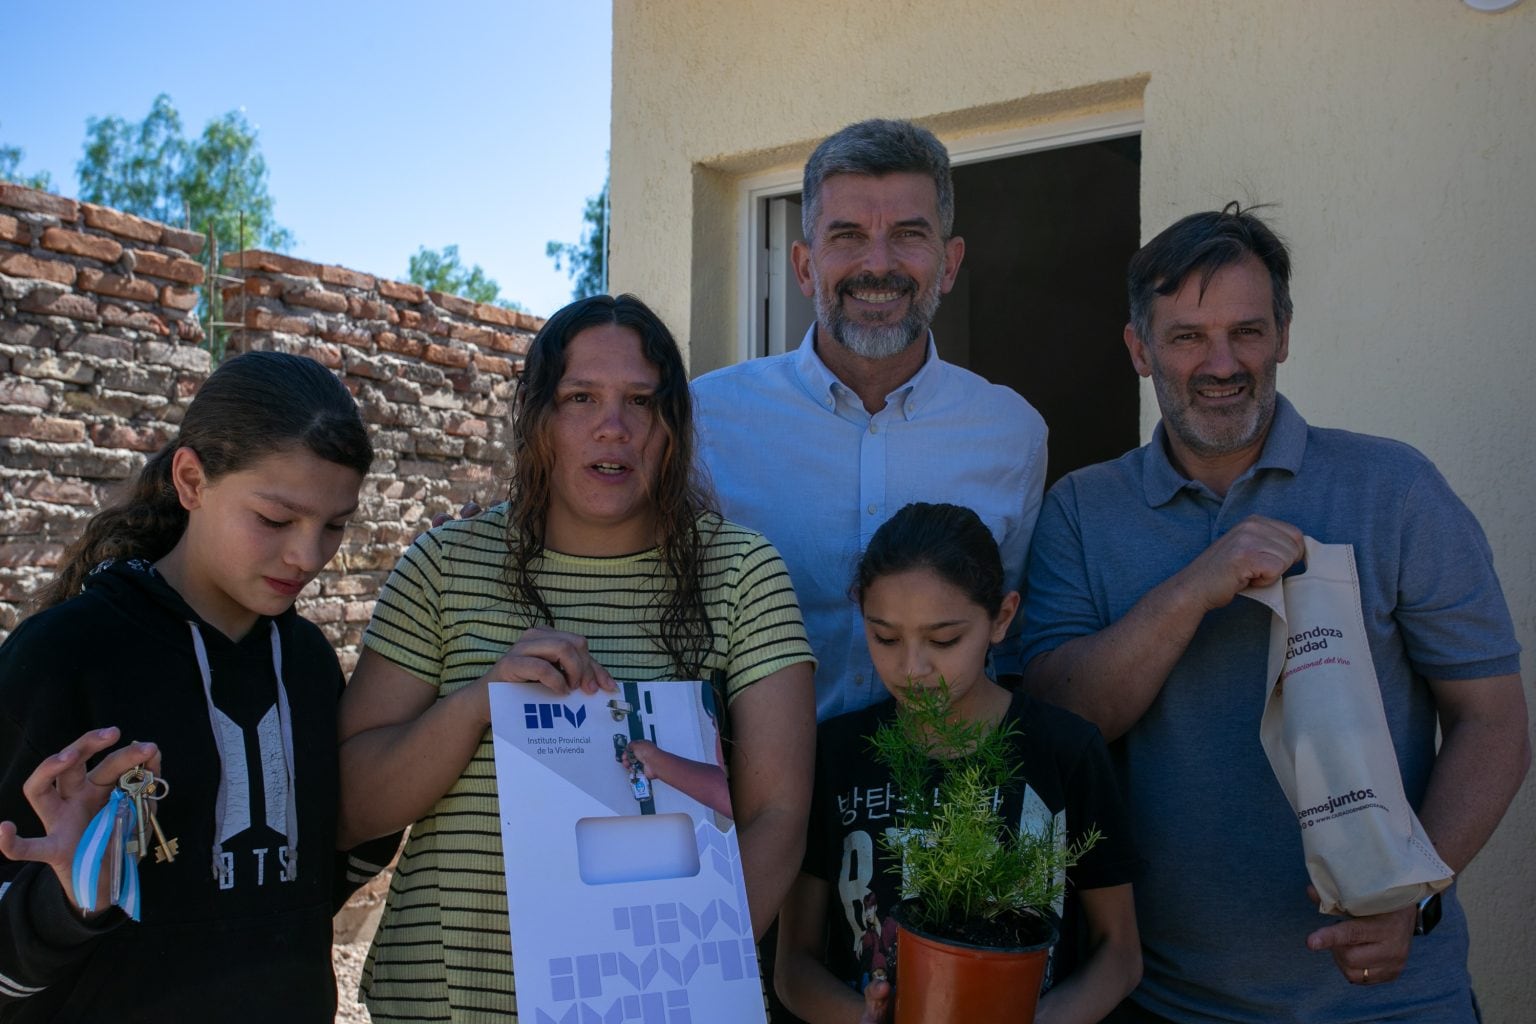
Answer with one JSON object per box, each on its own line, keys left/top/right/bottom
{"left": 1, "top": 199, "right": 540, "bottom": 663}
{"left": 1, "top": 187, "right": 208, "bottom": 636}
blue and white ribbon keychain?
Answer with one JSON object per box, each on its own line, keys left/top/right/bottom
{"left": 72, "top": 787, "right": 142, "bottom": 920}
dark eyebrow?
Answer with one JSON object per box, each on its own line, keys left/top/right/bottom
{"left": 825, "top": 216, "right": 935, "bottom": 233}
{"left": 1164, "top": 317, "right": 1269, "bottom": 334}
{"left": 559, "top": 378, "right": 657, "bottom": 390}
{"left": 254, "top": 492, "right": 359, "bottom": 519}
{"left": 864, "top": 616, "right": 969, "bottom": 630}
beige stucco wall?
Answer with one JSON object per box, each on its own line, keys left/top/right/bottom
{"left": 610, "top": 0, "right": 1535, "bottom": 1017}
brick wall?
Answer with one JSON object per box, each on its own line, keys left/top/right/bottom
{"left": 0, "top": 184, "right": 540, "bottom": 667}
{"left": 0, "top": 183, "right": 209, "bottom": 634}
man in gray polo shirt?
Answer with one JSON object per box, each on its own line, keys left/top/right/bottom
{"left": 1020, "top": 205, "right": 1528, "bottom": 1023}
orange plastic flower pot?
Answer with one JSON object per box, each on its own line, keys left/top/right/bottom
{"left": 892, "top": 910, "right": 1056, "bottom": 1024}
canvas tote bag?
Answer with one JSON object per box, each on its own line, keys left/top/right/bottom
{"left": 1242, "top": 536, "right": 1453, "bottom": 917}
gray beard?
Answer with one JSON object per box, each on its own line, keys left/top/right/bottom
{"left": 814, "top": 272, "right": 942, "bottom": 360}
{"left": 1153, "top": 369, "right": 1278, "bottom": 458}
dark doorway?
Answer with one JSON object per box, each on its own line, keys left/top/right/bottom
{"left": 935, "top": 136, "right": 1142, "bottom": 486}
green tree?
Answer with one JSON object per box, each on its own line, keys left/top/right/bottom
{"left": 76, "top": 94, "right": 291, "bottom": 359}
{"left": 408, "top": 244, "right": 526, "bottom": 311}
{"left": 545, "top": 174, "right": 608, "bottom": 300}
{"left": 77, "top": 93, "right": 291, "bottom": 257}
{"left": 77, "top": 95, "right": 185, "bottom": 226}
{"left": 0, "top": 126, "right": 52, "bottom": 190}
{"left": 179, "top": 111, "right": 293, "bottom": 255}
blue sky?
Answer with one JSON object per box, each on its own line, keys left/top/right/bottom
{"left": 0, "top": 0, "right": 612, "bottom": 318}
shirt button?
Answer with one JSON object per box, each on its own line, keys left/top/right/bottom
{"left": 868, "top": 423, "right": 878, "bottom": 435}
{"left": 855, "top": 673, "right": 864, "bottom": 684}
{"left": 867, "top": 504, "right": 877, "bottom": 515}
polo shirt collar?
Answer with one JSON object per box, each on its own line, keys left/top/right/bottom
{"left": 1142, "top": 393, "right": 1308, "bottom": 506}
{"left": 792, "top": 325, "right": 942, "bottom": 420}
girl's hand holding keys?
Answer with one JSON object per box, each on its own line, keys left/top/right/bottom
{"left": 0, "top": 727, "right": 159, "bottom": 915}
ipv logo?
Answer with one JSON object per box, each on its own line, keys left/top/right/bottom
{"left": 524, "top": 702, "right": 588, "bottom": 730}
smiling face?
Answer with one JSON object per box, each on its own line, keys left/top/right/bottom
{"left": 165, "top": 446, "right": 363, "bottom": 640}
{"left": 1125, "top": 254, "right": 1290, "bottom": 482}
{"left": 793, "top": 171, "right": 964, "bottom": 360}
{"left": 861, "top": 567, "right": 1018, "bottom": 723}
{"left": 543, "top": 322, "right": 667, "bottom": 556}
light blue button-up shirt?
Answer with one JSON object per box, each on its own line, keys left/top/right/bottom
{"left": 692, "top": 328, "right": 1048, "bottom": 721}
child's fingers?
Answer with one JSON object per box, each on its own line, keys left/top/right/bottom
{"left": 86, "top": 741, "right": 160, "bottom": 790}
{"left": 26, "top": 733, "right": 155, "bottom": 810}
{"left": 0, "top": 820, "right": 60, "bottom": 868}
{"left": 20, "top": 744, "right": 89, "bottom": 809}
{"left": 0, "top": 821, "right": 47, "bottom": 863}
{"left": 30, "top": 727, "right": 120, "bottom": 795}
{"left": 67, "top": 726, "right": 123, "bottom": 763}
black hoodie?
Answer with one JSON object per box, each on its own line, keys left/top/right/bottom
{"left": 0, "top": 560, "right": 396, "bottom": 1023}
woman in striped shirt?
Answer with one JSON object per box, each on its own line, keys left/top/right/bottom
{"left": 337, "top": 294, "right": 816, "bottom": 1022}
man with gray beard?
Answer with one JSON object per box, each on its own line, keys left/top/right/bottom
{"left": 693, "top": 118, "right": 1048, "bottom": 722}
{"left": 1020, "top": 205, "right": 1527, "bottom": 1022}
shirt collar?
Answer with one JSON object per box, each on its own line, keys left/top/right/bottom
{"left": 1142, "top": 393, "right": 1307, "bottom": 506}
{"left": 791, "top": 324, "right": 943, "bottom": 420}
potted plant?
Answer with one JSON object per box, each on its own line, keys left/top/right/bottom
{"left": 870, "top": 681, "right": 1100, "bottom": 1024}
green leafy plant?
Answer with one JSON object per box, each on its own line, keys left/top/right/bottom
{"left": 869, "top": 680, "right": 1101, "bottom": 944}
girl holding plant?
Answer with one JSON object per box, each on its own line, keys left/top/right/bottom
{"left": 776, "top": 502, "right": 1141, "bottom": 1023}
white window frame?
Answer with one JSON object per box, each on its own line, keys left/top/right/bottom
{"left": 735, "top": 108, "right": 1145, "bottom": 364}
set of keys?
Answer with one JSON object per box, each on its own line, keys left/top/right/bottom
{"left": 114, "top": 766, "right": 179, "bottom": 866}
{"left": 71, "top": 765, "right": 178, "bottom": 921}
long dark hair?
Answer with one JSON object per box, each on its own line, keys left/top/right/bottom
{"left": 506, "top": 293, "right": 716, "bottom": 677}
{"left": 853, "top": 502, "right": 1007, "bottom": 617}
{"left": 36, "top": 351, "right": 373, "bottom": 610}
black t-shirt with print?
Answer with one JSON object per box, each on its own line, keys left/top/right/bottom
{"left": 803, "top": 690, "right": 1139, "bottom": 994}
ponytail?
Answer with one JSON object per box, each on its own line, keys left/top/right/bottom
{"left": 33, "top": 448, "right": 188, "bottom": 610}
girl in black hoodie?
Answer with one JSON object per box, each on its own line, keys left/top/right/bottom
{"left": 0, "top": 351, "right": 394, "bottom": 1022}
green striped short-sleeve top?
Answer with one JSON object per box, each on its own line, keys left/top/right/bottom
{"left": 358, "top": 504, "right": 813, "bottom": 1022}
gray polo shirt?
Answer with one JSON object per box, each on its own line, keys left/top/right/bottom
{"left": 1022, "top": 395, "right": 1519, "bottom": 1023}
